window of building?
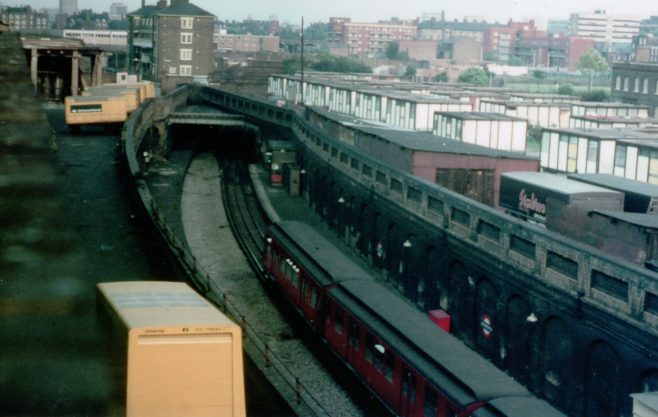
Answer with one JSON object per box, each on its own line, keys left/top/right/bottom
{"left": 634, "top": 77, "right": 640, "bottom": 92}
{"left": 168, "top": 66, "right": 176, "bottom": 75}
{"left": 624, "top": 76, "right": 629, "bottom": 91}
{"left": 615, "top": 75, "right": 621, "bottom": 90}
{"left": 644, "top": 78, "right": 649, "bottom": 94}
{"left": 179, "top": 65, "right": 192, "bottom": 76}
{"left": 181, "top": 17, "right": 193, "bottom": 29}
{"left": 180, "top": 32, "right": 193, "bottom": 44}
{"left": 615, "top": 145, "right": 627, "bottom": 172}
{"left": 180, "top": 48, "right": 193, "bottom": 61}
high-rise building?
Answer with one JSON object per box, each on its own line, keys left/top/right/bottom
{"left": 570, "top": 10, "right": 640, "bottom": 44}
{"left": 127, "top": 0, "right": 215, "bottom": 88}
{"left": 0, "top": 6, "right": 49, "bottom": 31}
{"left": 109, "top": 3, "right": 128, "bottom": 20}
{"left": 59, "top": 0, "right": 77, "bottom": 16}
{"left": 328, "top": 17, "right": 417, "bottom": 57}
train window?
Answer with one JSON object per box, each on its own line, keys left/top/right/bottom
{"left": 402, "top": 368, "right": 416, "bottom": 403}
{"left": 331, "top": 147, "right": 338, "bottom": 158}
{"left": 334, "top": 306, "right": 344, "bottom": 334}
{"left": 339, "top": 153, "right": 348, "bottom": 164}
{"left": 374, "top": 346, "right": 383, "bottom": 371}
{"left": 348, "top": 320, "right": 360, "bottom": 350}
{"left": 350, "top": 158, "right": 359, "bottom": 170}
{"left": 311, "top": 285, "right": 318, "bottom": 308}
{"left": 362, "top": 164, "right": 372, "bottom": 177}
{"left": 322, "top": 143, "right": 329, "bottom": 153}
{"left": 375, "top": 171, "right": 387, "bottom": 185}
{"left": 423, "top": 388, "right": 438, "bottom": 417}
{"left": 365, "top": 333, "right": 375, "bottom": 363}
{"left": 383, "top": 350, "right": 394, "bottom": 382}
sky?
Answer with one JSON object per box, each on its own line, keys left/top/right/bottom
{"left": 4, "top": 0, "right": 658, "bottom": 24}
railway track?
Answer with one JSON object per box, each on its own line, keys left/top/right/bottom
{"left": 221, "top": 160, "right": 268, "bottom": 274}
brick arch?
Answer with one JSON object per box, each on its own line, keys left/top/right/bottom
{"left": 503, "top": 295, "right": 532, "bottom": 384}
{"left": 585, "top": 340, "right": 623, "bottom": 417}
{"left": 355, "top": 202, "right": 372, "bottom": 256}
{"left": 385, "top": 221, "right": 401, "bottom": 282}
{"left": 475, "top": 277, "right": 500, "bottom": 361}
{"left": 541, "top": 316, "right": 576, "bottom": 412}
{"left": 420, "top": 245, "right": 450, "bottom": 311}
{"left": 640, "top": 369, "right": 658, "bottom": 392}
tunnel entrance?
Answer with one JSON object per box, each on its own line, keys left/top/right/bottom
{"left": 168, "top": 123, "right": 259, "bottom": 163}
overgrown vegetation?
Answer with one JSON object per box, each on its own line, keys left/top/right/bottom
{"left": 281, "top": 54, "right": 372, "bottom": 74}
{"left": 458, "top": 67, "right": 489, "bottom": 86}
{"left": 580, "top": 89, "right": 610, "bottom": 102}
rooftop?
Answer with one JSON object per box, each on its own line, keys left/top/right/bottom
{"left": 310, "top": 107, "right": 536, "bottom": 160}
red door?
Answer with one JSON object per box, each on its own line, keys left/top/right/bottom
{"left": 399, "top": 366, "right": 417, "bottom": 417}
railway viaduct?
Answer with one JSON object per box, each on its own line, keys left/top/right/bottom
{"left": 123, "top": 84, "right": 658, "bottom": 417}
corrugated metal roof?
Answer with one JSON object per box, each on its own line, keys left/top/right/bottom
{"left": 127, "top": 5, "right": 159, "bottom": 17}
{"left": 438, "top": 111, "right": 527, "bottom": 122}
{"left": 158, "top": 2, "right": 214, "bottom": 17}
{"left": 502, "top": 172, "right": 623, "bottom": 195}
{"left": 310, "top": 107, "right": 536, "bottom": 160}
{"left": 591, "top": 211, "right": 658, "bottom": 228}
{"left": 568, "top": 173, "right": 658, "bottom": 198}
{"left": 543, "top": 127, "right": 658, "bottom": 142}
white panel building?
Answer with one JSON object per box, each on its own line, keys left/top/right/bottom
{"left": 480, "top": 99, "right": 571, "bottom": 129}
{"left": 540, "top": 127, "right": 658, "bottom": 184}
{"left": 434, "top": 112, "right": 528, "bottom": 152}
{"left": 569, "top": 10, "right": 640, "bottom": 44}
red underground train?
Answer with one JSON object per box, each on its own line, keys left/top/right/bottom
{"left": 263, "top": 221, "right": 566, "bottom": 417}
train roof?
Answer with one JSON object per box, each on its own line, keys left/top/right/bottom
{"left": 268, "top": 221, "right": 374, "bottom": 286}
{"left": 330, "top": 279, "right": 530, "bottom": 406}
{"left": 97, "top": 281, "right": 235, "bottom": 330}
{"left": 473, "top": 397, "right": 567, "bottom": 417}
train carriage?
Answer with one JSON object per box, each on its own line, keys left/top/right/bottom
{"left": 263, "top": 221, "right": 566, "bottom": 417}
{"left": 326, "top": 279, "right": 531, "bottom": 417}
{"left": 264, "top": 221, "right": 373, "bottom": 328}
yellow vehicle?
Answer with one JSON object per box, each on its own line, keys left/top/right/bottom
{"left": 64, "top": 94, "right": 128, "bottom": 133}
{"left": 64, "top": 81, "right": 156, "bottom": 133}
{"left": 97, "top": 281, "right": 246, "bottom": 417}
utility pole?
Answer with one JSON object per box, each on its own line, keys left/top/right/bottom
{"left": 300, "top": 16, "right": 304, "bottom": 105}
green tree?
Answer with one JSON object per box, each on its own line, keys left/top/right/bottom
{"left": 433, "top": 72, "right": 449, "bottom": 82}
{"left": 532, "top": 70, "right": 545, "bottom": 92}
{"left": 403, "top": 66, "right": 416, "bottom": 80}
{"left": 576, "top": 48, "right": 608, "bottom": 91}
{"left": 458, "top": 67, "right": 489, "bottom": 86}
{"left": 309, "top": 55, "right": 372, "bottom": 73}
{"left": 386, "top": 42, "right": 400, "bottom": 59}
{"left": 557, "top": 84, "right": 575, "bottom": 96}
{"left": 508, "top": 56, "right": 524, "bottom": 66}
{"left": 580, "top": 89, "right": 609, "bottom": 102}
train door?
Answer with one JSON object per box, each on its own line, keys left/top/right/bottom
{"left": 299, "top": 276, "right": 319, "bottom": 327}
{"left": 346, "top": 318, "right": 361, "bottom": 367}
{"left": 399, "top": 365, "right": 417, "bottom": 417}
